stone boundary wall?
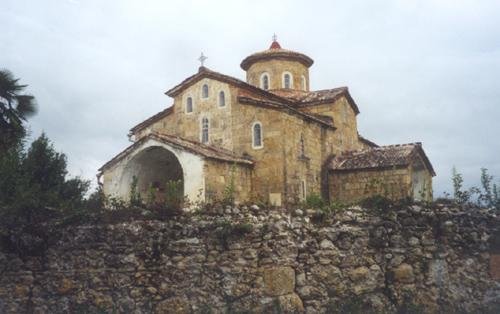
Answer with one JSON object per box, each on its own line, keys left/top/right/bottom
{"left": 1, "top": 205, "right": 499, "bottom": 313}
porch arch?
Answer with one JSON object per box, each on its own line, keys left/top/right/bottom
{"left": 115, "top": 139, "right": 205, "bottom": 205}
{"left": 120, "top": 146, "right": 183, "bottom": 204}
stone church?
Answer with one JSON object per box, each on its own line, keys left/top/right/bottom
{"left": 98, "top": 38, "right": 435, "bottom": 206}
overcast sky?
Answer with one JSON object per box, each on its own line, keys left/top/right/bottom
{"left": 1, "top": 0, "right": 499, "bottom": 196}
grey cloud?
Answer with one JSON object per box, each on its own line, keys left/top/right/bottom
{"left": 1, "top": 0, "right": 499, "bottom": 196}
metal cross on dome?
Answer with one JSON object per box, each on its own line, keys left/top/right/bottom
{"left": 272, "top": 33, "right": 278, "bottom": 42}
{"left": 198, "top": 52, "right": 208, "bottom": 67}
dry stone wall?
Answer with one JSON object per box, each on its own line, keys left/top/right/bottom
{"left": 1, "top": 204, "right": 499, "bottom": 313}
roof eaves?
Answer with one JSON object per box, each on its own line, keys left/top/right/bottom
{"left": 358, "top": 134, "right": 379, "bottom": 148}
{"left": 329, "top": 143, "right": 435, "bottom": 176}
{"left": 240, "top": 49, "right": 314, "bottom": 70}
{"left": 412, "top": 143, "right": 436, "bottom": 176}
{"left": 99, "top": 132, "right": 254, "bottom": 173}
{"left": 238, "top": 96, "right": 336, "bottom": 129}
{"left": 165, "top": 67, "right": 294, "bottom": 105}
{"left": 297, "top": 88, "right": 360, "bottom": 115}
{"left": 151, "top": 133, "right": 254, "bottom": 166}
{"left": 129, "top": 106, "right": 174, "bottom": 135}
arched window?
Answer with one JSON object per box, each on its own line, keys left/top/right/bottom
{"left": 283, "top": 72, "right": 292, "bottom": 89}
{"left": 260, "top": 73, "right": 270, "bottom": 90}
{"left": 202, "top": 84, "right": 209, "bottom": 98}
{"left": 252, "top": 122, "right": 263, "bottom": 149}
{"left": 186, "top": 97, "right": 193, "bottom": 113}
{"left": 201, "top": 117, "right": 209, "bottom": 144}
{"left": 218, "top": 91, "right": 225, "bottom": 107}
{"left": 301, "top": 75, "right": 307, "bottom": 91}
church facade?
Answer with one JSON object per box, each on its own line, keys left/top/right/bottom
{"left": 98, "top": 39, "right": 435, "bottom": 206}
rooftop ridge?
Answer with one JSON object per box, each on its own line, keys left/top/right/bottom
{"left": 166, "top": 66, "right": 294, "bottom": 105}
{"left": 337, "top": 142, "right": 423, "bottom": 156}
{"left": 151, "top": 131, "right": 248, "bottom": 160}
{"left": 309, "top": 86, "right": 348, "bottom": 93}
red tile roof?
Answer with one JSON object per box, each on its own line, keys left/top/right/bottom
{"left": 270, "top": 40, "right": 282, "bottom": 49}
{"left": 329, "top": 143, "right": 435, "bottom": 176}
{"left": 299, "top": 88, "right": 347, "bottom": 103}
{"left": 240, "top": 48, "right": 314, "bottom": 71}
{"left": 99, "top": 132, "right": 254, "bottom": 172}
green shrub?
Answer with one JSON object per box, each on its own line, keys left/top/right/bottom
{"left": 0, "top": 133, "right": 90, "bottom": 224}
{"left": 304, "top": 193, "right": 326, "bottom": 209}
{"left": 222, "top": 164, "right": 236, "bottom": 206}
{"left": 164, "top": 179, "right": 183, "bottom": 210}
{"left": 129, "top": 175, "right": 142, "bottom": 206}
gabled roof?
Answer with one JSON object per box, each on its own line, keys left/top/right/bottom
{"left": 129, "top": 106, "right": 173, "bottom": 135}
{"left": 237, "top": 96, "right": 336, "bottom": 129}
{"left": 99, "top": 132, "right": 254, "bottom": 172}
{"left": 358, "top": 134, "right": 379, "bottom": 148}
{"left": 329, "top": 143, "right": 435, "bottom": 176}
{"left": 272, "top": 87, "right": 360, "bottom": 115}
{"left": 165, "top": 67, "right": 292, "bottom": 105}
{"left": 146, "top": 67, "right": 357, "bottom": 135}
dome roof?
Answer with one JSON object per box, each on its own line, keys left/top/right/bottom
{"left": 240, "top": 40, "right": 314, "bottom": 71}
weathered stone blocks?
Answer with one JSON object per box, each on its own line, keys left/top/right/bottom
{"left": 262, "top": 266, "right": 295, "bottom": 296}
{"left": 393, "top": 263, "right": 415, "bottom": 284}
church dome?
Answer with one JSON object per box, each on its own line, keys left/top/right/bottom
{"left": 241, "top": 37, "right": 314, "bottom": 91}
{"left": 240, "top": 40, "right": 314, "bottom": 71}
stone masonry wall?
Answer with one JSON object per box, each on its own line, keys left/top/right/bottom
{"left": 330, "top": 167, "right": 413, "bottom": 203}
{"left": 203, "top": 160, "right": 253, "bottom": 203}
{"left": 246, "top": 59, "right": 309, "bottom": 91}
{"left": 1, "top": 205, "right": 499, "bottom": 313}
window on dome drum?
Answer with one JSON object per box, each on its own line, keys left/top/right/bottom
{"left": 261, "top": 74, "right": 269, "bottom": 90}
{"left": 201, "top": 117, "right": 209, "bottom": 144}
{"left": 283, "top": 73, "right": 291, "bottom": 89}
{"left": 252, "top": 122, "right": 263, "bottom": 148}
{"left": 301, "top": 75, "right": 306, "bottom": 90}
{"left": 218, "top": 91, "right": 225, "bottom": 107}
{"left": 202, "top": 84, "right": 209, "bottom": 98}
{"left": 186, "top": 97, "right": 193, "bottom": 113}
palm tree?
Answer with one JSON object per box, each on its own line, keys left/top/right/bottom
{"left": 0, "top": 69, "right": 37, "bottom": 150}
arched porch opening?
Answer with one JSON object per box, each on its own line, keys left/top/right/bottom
{"left": 120, "top": 146, "right": 184, "bottom": 206}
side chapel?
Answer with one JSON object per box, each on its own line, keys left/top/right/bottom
{"left": 98, "top": 38, "right": 435, "bottom": 206}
